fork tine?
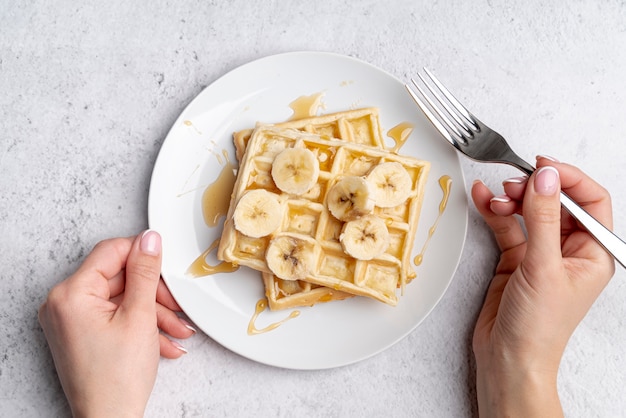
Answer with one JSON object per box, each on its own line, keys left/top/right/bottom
{"left": 406, "top": 76, "right": 469, "bottom": 145}
{"left": 417, "top": 70, "right": 474, "bottom": 138}
{"left": 423, "top": 68, "right": 477, "bottom": 130}
{"left": 405, "top": 81, "right": 457, "bottom": 146}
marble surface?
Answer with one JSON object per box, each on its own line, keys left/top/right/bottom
{"left": 2, "top": 1, "right": 626, "bottom": 416}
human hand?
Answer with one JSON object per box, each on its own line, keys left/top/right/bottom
{"left": 471, "top": 156, "right": 615, "bottom": 417}
{"left": 38, "top": 231, "right": 195, "bottom": 418}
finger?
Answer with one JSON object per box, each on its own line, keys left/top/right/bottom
{"left": 521, "top": 166, "right": 563, "bottom": 270}
{"left": 156, "top": 279, "right": 182, "bottom": 311}
{"left": 159, "top": 334, "right": 188, "bottom": 359}
{"left": 156, "top": 303, "right": 196, "bottom": 339}
{"left": 108, "top": 270, "right": 126, "bottom": 299}
{"left": 111, "top": 279, "right": 186, "bottom": 328}
{"left": 489, "top": 194, "right": 519, "bottom": 217}
{"left": 501, "top": 176, "right": 528, "bottom": 202}
{"left": 110, "top": 292, "right": 195, "bottom": 339}
{"left": 67, "top": 237, "right": 134, "bottom": 299}
{"left": 471, "top": 180, "right": 527, "bottom": 253}
{"left": 110, "top": 277, "right": 179, "bottom": 311}
{"left": 121, "top": 230, "right": 163, "bottom": 314}
{"left": 536, "top": 158, "right": 613, "bottom": 229}
{"left": 488, "top": 176, "right": 528, "bottom": 217}
{"left": 73, "top": 237, "right": 134, "bottom": 281}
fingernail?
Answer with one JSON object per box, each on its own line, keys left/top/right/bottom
{"left": 534, "top": 166, "right": 560, "bottom": 196}
{"left": 172, "top": 340, "right": 188, "bottom": 354}
{"left": 179, "top": 318, "right": 197, "bottom": 333}
{"left": 536, "top": 154, "right": 560, "bottom": 163}
{"left": 490, "top": 195, "right": 511, "bottom": 203}
{"left": 140, "top": 230, "right": 162, "bottom": 256}
{"left": 502, "top": 176, "right": 527, "bottom": 185}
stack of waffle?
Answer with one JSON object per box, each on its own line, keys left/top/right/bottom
{"left": 218, "top": 108, "right": 430, "bottom": 310}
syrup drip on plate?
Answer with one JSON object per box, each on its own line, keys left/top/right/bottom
{"left": 186, "top": 150, "right": 239, "bottom": 277}
{"left": 414, "top": 175, "right": 452, "bottom": 266}
{"left": 288, "top": 93, "right": 325, "bottom": 120}
{"left": 186, "top": 239, "right": 239, "bottom": 278}
{"left": 183, "top": 119, "right": 202, "bottom": 135}
{"left": 202, "top": 151, "right": 237, "bottom": 227}
{"left": 247, "top": 299, "right": 300, "bottom": 335}
{"left": 387, "top": 122, "right": 414, "bottom": 153}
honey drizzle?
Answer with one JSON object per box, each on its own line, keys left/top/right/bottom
{"left": 186, "top": 149, "right": 239, "bottom": 277}
{"left": 247, "top": 299, "right": 300, "bottom": 335}
{"left": 186, "top": 239, "right": 239, "bottom": 278}
{"left": 387, "top": 122, "right": 414, "bottom": 153}
{"left": 414, "top": 175, "right": 452, "bottom": 266}
{"left": 201, "top": 151, "right": 237, "bottom": 227}
{"left": 288, "top": 93, "right": 325, "bottom": 120}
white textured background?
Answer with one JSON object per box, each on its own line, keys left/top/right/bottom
{"left": 2, "top": 1, "right": 625, "bottom": 417}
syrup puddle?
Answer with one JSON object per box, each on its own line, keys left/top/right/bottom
{"left": 186, "top": 239, "right": 239, "bottom": 278}
{"left": 247, "top": 299, "right": 300, "bottom": 335}
{"left": 288, "top": 93, "right": 325, "bottom": 120}
{"left": 414, "top": 175, "right": 452, "bottom": 266}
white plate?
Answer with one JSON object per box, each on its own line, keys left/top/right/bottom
{"left": 148, "top": 51, "right": 468, "bottom": 370}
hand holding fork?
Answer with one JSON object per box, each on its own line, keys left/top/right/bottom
{"left": 406, "top": 69, "right": 626, "bottom": 269}
{"left": 408, "top": 70, "right": 619, "bottom": 417}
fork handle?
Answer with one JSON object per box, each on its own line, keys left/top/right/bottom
{"left": 514, "top": 161, "right": 624, "bottom": 268}
{"left": 559, "top": 192, "right": 626, "bottom": 269}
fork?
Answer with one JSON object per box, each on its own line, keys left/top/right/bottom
{"left": 406, "top": 68, "right": 626, "bottom": 269}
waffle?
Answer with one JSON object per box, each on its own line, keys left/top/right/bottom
{"left": 262, "top": 274, "right": 353, "bottom": 311}
{"left": 218, "top": 126, "right": 430, "bottom": 306}
{"left": 233, "top": 108, "right": 385, "bottom": 310}
{"left": 233, "top": 107, "right": 385, "bottom": 162}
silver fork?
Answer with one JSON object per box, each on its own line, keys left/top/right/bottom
{"left": 406, "top": 68, "right": 626, "bottom": 269}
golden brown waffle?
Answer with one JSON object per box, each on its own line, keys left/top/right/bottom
{"left": 233, "top": 107, "right": 384, "bottom": 162}
{"left": 218, "top": 126, "right": 430, "bottom": 306}
{"left": 231, "top": 108, "right": 385, "bottom": 310}
{"left": 262, "top": 274, "right": 353, "bottom": 311}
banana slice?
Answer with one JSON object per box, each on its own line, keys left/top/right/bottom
{"left": 367, "top": 162, "right": 412, "bottom": 208}
{"left": 266, "top": 234, "right": 319, "bottom": 280}
{"left": 326, "top": 176, "right": 375, "bottom": 221}
{"left": 271, "top": 148, "right": 320, "bottom": 195}
{"left": 340, "top": 214, "right": 390, "bottom": 260}
{"left": 233, "top": 189, "right": 283, "bottom": 238}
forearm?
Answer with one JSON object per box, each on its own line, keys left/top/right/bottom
{"left": 476, "top": 360, "right": 563, "bottom": 418}
{"left": 71, "top": 398, "right": 145, "bottom": 418}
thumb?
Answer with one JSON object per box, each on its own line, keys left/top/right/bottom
{"left": 122, "top": 230, "right": 163, "bottom": 314}
{"left": 522, "top": 166, "right": 563, "bottom": 272}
